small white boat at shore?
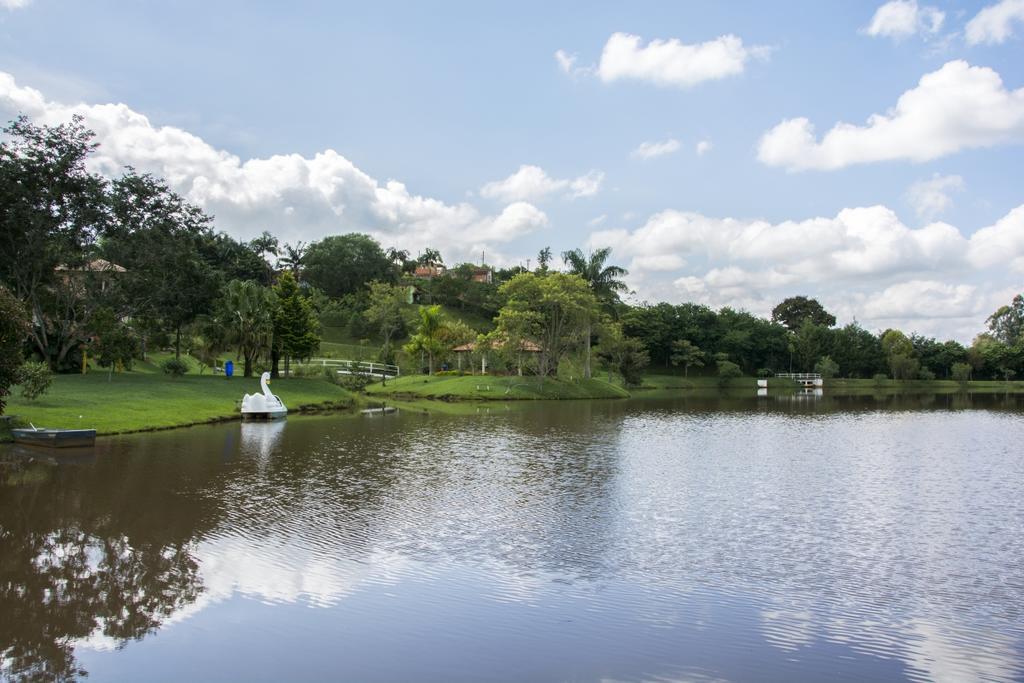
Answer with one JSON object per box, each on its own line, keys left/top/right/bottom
{"left": 241, "top": 372, "right": 288, "bottom": 421}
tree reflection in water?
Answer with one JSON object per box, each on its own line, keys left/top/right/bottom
{"left": 0, "top": 446, "right": 216, "bottom": 682}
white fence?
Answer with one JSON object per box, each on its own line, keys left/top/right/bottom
{"left": 305, "top": 358, "right": 400, "bottom": 378}
{"left": 775, "top": 372, "right": 824, "bottom": 387}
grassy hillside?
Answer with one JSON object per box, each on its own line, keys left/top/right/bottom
{"left": 365, "top": 374, "right": 629, "bottom": 400}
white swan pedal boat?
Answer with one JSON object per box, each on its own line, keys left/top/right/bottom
{"left": 240, "top": 372, "right": 288, "bottom": 421}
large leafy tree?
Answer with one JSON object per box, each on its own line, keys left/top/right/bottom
{"left": 303, "top": 234, "right": 395, "bottom": 298}
{"left": 881, "top": 328, "right": 919, "bottom": 379}
{"left": 594, "top": 323, "right": 649, "bottom": 386}
{"left": 272, "top": 272, "right": 320, "bottom": 377}
{"left": 561, "top": 247, "right": 628, "bottom": 378}
{"left": 829, "top": 323, "right": 884, "bottom": 378}
{"left": 0, "top": 115, "right": 110, "bottom": 368}
{"left": 202, "top": 231, "right": 273, "bottom": 285}
{"left": 912, "top": 334, "right": 967, "bottom": 379}
{"left": 670, "top": 339, "right": 705, "bottom": 378}
{"left": 793, "top": 320, "right": 833, "bottom": 373}
{"left": 0, "top": 286, "right": 30, "bottom": 414}
{"left": 492, "top": 272, "right": 599, "bottom": 377}
{"left": 771, "top": 296, "right": 836, "bottom": 331}
{"left": 104, "top": 171, "right": 221, "bottom": 358}
{"left": 987, "top": 294, "right": 1024, "bottom": 346}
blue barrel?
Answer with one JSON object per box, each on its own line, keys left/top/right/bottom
{"left": 225, "top": 360, "right": 234, "bottom": 378}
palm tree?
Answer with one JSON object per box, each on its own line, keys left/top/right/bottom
{"left": 278, "top": 241, "right": 306, "bottom": 278}
{"left": 403, "top": 304, "right": 446, "bottom": 374}
{"left": 385, "top": 247, "right": 415, "bottom": 275}
{"left": 418, "top": 248, "right": 444, "bottom": 268}
{"left": 561, "top": 247, "right": 628, "bottom": 379}
{"left": 249, "top": 230, "right": 279, "bottom": 259}
{"left": 221, "top": 279, "right": 275, "bottom": 377}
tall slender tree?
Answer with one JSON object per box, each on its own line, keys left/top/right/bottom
{"left": 106, "top": 171, "right": 220, "bottom": 359}
{"left": 272, "top": 272, "right": 319, "bottom": 377}
{"left": 404, "top": 305, "right": 446, "bottom": 374}
{"left": 561, "top": 247, "right": 628, "bottom": 378}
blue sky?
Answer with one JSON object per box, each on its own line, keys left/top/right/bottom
{"left": 2, "top": 0, "right": 1023, "bottom": 340}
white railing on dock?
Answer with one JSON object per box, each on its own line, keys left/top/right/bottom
{"left": 775, "top": 372, "right": 824, "bottom": 388}
{"left": 305, "top": 358, "right": 401, "bottom": 377}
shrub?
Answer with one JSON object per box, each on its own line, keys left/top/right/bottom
{"left": 813, "top": 356, "right": 839, "bottom": 379}
{"left": 17, "top": 362, "right": 53, "bottom": 401}
{"left": 872, "top": 373, "right": 888, "bottom": 386}
{"left": 951, "top": 362, "right": 971, "bottom": 382}
{"left": 756, "top": 368, "right": 773, "bottom": 378}
{"left": 716, "top": 360, "right": 742, "bottom": 386}
{"left": 160, "top": 358, "right": 190, "bottom": 377}
{"left": 287, "top": 363, "right": 322, "bottom": 378}
{"left": 337, "top": 373, "right": 371, "bottom": 391}
{"left": 323, "top": 367, "right": 371, "bottom": 391}
{"left": 917, "top": 367, "right": 936, "bottom": 381}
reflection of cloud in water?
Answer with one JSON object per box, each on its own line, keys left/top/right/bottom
{"left": 194, "top": 538, "right": 408, "bottom": 608}
{"left": 239, "top": 420, "right": 286, "bottom": 462}
{"left": 760, "top": 600, "right": 815, "bottom": 652}
{"left": 67, "top": 407, "right": 1024, "bottom": 681}
{"left": 903, "top": 619, "right": 1019, "bottom": 683}
{"left": 759, "top": 603, "right": 1022, "bottom": 681}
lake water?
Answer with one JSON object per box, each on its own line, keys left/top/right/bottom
{"left": 2, "top": 393, "right": 1024, "bottom": 682}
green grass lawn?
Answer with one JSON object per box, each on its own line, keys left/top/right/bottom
{"left": 365, "top": 374, "right": 629, "bottom": 400}
{"left": 3, "top": 371, "right": 356, "bottom": 436}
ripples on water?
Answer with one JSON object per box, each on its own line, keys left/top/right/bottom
{"left": 2, "top": 395, "right": 1023, "bottom": 682}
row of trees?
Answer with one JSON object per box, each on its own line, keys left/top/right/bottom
{"left": 0, "top": 115, "right": 319, "bottom": 381}
{"left": 2, "top": 113, "right": 1021, "bottom": 403}
{"left": 621, "top": 294, "right": 1023, "bottom": 382}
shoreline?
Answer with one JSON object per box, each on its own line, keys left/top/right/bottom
{"left": 1, "top": 373, "right": 359, "bottom": 440}
{"left": 4, "top": 372, "right": 1023, "bottom": 442}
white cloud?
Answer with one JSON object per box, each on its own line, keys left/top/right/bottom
{"left": 588, "top": 204, "right": 1024, "bottom": 341}
{"left": 862, "top": 280, "right": 979, "bottom": 319}
{"left": 0, "top": 0, "right": 31, "bottom": 8}
{"left": 479, "top": 164, "right": 603, "bottom": 202}
{"left": 631, "top": 138, "right": 681, "bottom": 160}
{"left": 591, "top": 205, "right": 967, "bottom": 280}
{"left": 596, "top": 32, "right": 770, "bottom": 88}
{"left": 967, "top": 204, "right": 1024, "bottom": 271}
{"left": 696, "top": 139, "right": 713, "bottom": 156}
{"left": 865, "top": 0, "right": 945, "bottom": 39}
{"left": 588, "top": 214, "right": 607, "bottom": 227}
{"left": 905, "top": 174, "right": 964, "bottom": 219}
{"left": 554, "top": 49, "right": 577, "bottom": 74}
{"left": 553, "top": 49, "right": 594, "bottom": 79}
{"left": 0, "top": 71, "right": 545, "bottom": 265}
{"left": 758, "top": 60, "right": 1024, "bottom": 171}
{"left": 630, "top": 254, "right": 687, "bottom": 272}
{"left": 476, "top": 201, "right": 549, "bottom": 241}
{"left": 965, "top": 0, "right": 1024, "bottom": 44}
